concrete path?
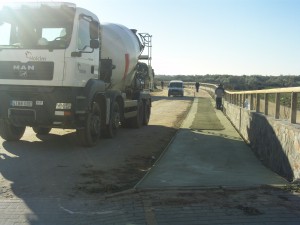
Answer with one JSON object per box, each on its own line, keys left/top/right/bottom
{"left": 136, "top": 93, "right": 287, "bottom": 189}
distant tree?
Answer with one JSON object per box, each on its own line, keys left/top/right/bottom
{"left": 155, "top": 74, "right": 300, "bottom": 90}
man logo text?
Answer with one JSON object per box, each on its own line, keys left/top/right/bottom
{"left": 13, "top": 65, "right": 35, "bottom": 71}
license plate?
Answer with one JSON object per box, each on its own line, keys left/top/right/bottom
{"left": 11, "top": 100, "right": 33, "bottom": 107}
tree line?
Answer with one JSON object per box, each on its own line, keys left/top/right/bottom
{"left": 155, "top": 75, "right": 300, "bottom": 90}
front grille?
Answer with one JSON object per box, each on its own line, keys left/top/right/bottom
{"left": 9, "top": 108, "right": 36, "bottom": 125}
{"left": 0, "top": 61, "right": 54, "bottom": 80}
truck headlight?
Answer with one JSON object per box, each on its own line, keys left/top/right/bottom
{"left": 56, "top": 103, "right": 72, "bottom": 110}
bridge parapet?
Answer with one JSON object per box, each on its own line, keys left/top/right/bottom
{"left": 201, "top": 83, "right": 300, "bottom": 182}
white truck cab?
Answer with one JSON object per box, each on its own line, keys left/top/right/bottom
{"left": 0, "top": 2, "right": 153, "bottom": 147}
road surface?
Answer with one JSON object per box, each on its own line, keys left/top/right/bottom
{"left": 0, "top": 88, "right": 194, "bottom": 199}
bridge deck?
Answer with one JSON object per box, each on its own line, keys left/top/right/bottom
{"left": 136, "top": 91, "right": 287, "bottom": 189}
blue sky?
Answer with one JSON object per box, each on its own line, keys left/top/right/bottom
{"left": 1, "top": 0, "right": 299, "bottom": 76}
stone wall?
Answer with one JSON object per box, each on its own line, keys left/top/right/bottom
{"left": 223, "top": 101, "right": 300, "bottom": 182}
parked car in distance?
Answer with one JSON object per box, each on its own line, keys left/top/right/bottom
{"left": 168, "top": 80, "right": 184, "bottom": 97}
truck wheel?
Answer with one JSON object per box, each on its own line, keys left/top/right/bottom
{"left": 103, "top": 101, "right": 120, "bottom": 138}
{"left": 130, "top": 100, "right": 144, "bottom": 128}
{"left": 32, "top": 127, "right": 52, "bottom": 135}
{"left": 0, "top": 119, "right": 26, "bottom": 141}
{"left": 77, "top": 102, "right": 101, "bottom": 147}
{"left": 143, "top": 100, "right": 151, "bottom": 125}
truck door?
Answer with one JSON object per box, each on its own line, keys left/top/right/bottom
{"left": 64, "top": 15, "right": 99, "bottom": 87}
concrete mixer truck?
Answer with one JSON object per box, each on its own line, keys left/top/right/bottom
{"left": 0, "top": 2, "right": 154, "bottom": 146}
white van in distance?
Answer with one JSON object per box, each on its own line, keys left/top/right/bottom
{"left": 168, "top": 80, "right": 184, "bottom": 97}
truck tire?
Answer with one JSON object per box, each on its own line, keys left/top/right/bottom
{"left": 76, "top": 102, "right": 101, "bottom": 147}
{"left": 129, "top": 100, "right": 144, "bottom": 128}
{"left": 143, "top": 100, "right": 151, "bottom": 125}
{"left": 0, "top": 119, "right": 26, "bottom": 141}
{"left": 102, "top": 101, "right": 120, "bottom": 138}
{"left": 32, "top": 127, "right": 52, "bottom": 135}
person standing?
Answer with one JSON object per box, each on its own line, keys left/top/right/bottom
{"left": 215, "top": 84, "right": 225, "bottom": 109}
{"left": 195, "top": 82, "right": 200, "bottom": 92}
{"left": 161, "top": 80, "right": 164, "bottom": 89}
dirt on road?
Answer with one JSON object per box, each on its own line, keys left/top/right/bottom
{"left": 0, "top": 88, "right": 196, "bottom": 199}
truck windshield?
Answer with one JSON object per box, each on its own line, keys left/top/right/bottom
{"left": 0, "top": 3, "right": 75, "bottom": 49}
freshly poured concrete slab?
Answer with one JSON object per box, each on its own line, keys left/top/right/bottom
{"left": 136, "top": 97, "right": 287, "bottom": 189}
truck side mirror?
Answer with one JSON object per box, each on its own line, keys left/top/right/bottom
{"left": 90, "top": 39, "right": 99, "bottom": 49}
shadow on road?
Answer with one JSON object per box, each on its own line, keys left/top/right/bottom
{"left": 0, "top": 123, "right": 179, "bottom": 224}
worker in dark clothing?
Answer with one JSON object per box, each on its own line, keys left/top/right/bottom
{"left": 195, "top": 82, "right": 200, "bottom": 92}
{"left": 161, "top": 81, "right": 164, "bottom": 89}
{"left": 215, "top": 84, "right": 225, "bottom": 109}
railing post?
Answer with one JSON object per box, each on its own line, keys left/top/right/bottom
{"left": 242, "top": 94, "right": 245, "bottom": 108}
{"left": 239, "top": 94, "right": 243, "bottom": 107}
{"left": 234, "top": 94, "right": 236, "bottom": 104}
{"left": 275, "top": 93, "right": 280, "bottom": 119}
{"left": 264, "top": 93, "right": 269, "bottom": 115}
{"left": 250, "top": 94, "right": 254, "bottom": 110}
{"left": 256, "top": 94, "right": 260, "bottom": 112}
{"left": 290, "top": 92, "right": 297, "bottom": 124}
